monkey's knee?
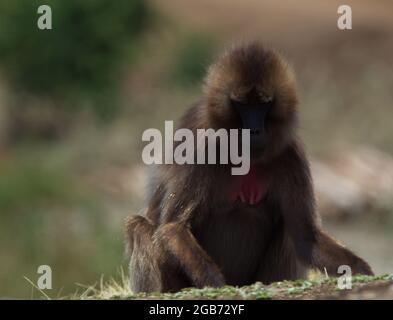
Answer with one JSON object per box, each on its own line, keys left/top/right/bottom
{"left": 125, "top": 215, "right": 155, "bottom": 257}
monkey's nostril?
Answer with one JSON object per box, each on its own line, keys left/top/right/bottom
{"left": 251, "top": 129, "right": 260, "bottom": 135}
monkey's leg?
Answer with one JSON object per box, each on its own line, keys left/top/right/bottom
{"left": 125, "top": 215, "right": 190, "bottom": 293}
{"left": 125, "top": 215, "right": 162, "bottom": 293}
{"left": 255, "top": 226, "right": 307, "bottom": 284}
{"left": 154, "top": 222, "right": 226, "bottom": 288}
{"left": 311, "top": 229, "right": 374, "bottom": 276}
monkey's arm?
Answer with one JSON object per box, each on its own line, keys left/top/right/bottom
{"left": 153, "top": 222, "right": 225, "bottom": 288}
{"left": 274, "top": 143, "right": 373, "bottom": 275}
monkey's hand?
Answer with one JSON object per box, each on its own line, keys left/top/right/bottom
{"left": 312, "top": 230, "right": 374, "bottom": 276}
{"left": 153, "top": 222, "right": 226, "bottom": 288}
{"left": 352, "top": 257, "right": 374, "bottom": 276}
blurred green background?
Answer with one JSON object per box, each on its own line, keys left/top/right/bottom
{"left": 0, "top": 0, "right": 392, "bottom": 298}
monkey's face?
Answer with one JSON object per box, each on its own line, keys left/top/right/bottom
{"left": 204, "top": 42, "right": 298, "bottom": 161}
{"left": 229, "top": 86, "right": 274, "bottom": 156}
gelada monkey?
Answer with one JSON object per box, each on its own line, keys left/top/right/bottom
{"left": 125, "top": 41, "right": 373, "bottom": 293}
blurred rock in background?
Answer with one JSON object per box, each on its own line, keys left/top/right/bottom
{"left": 313, "top": 147, "right": 393, "bottom": 221}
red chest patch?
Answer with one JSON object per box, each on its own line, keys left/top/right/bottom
{"left": 228, "top": 165, "right": 267, "bottom": 205}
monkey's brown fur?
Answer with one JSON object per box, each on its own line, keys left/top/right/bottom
{"left": 125, "top": 42, "right": 373, "bottom": 293}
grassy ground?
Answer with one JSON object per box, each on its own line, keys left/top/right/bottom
{"left": 68, "top": 274, "right": 393, "bottom": 300}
